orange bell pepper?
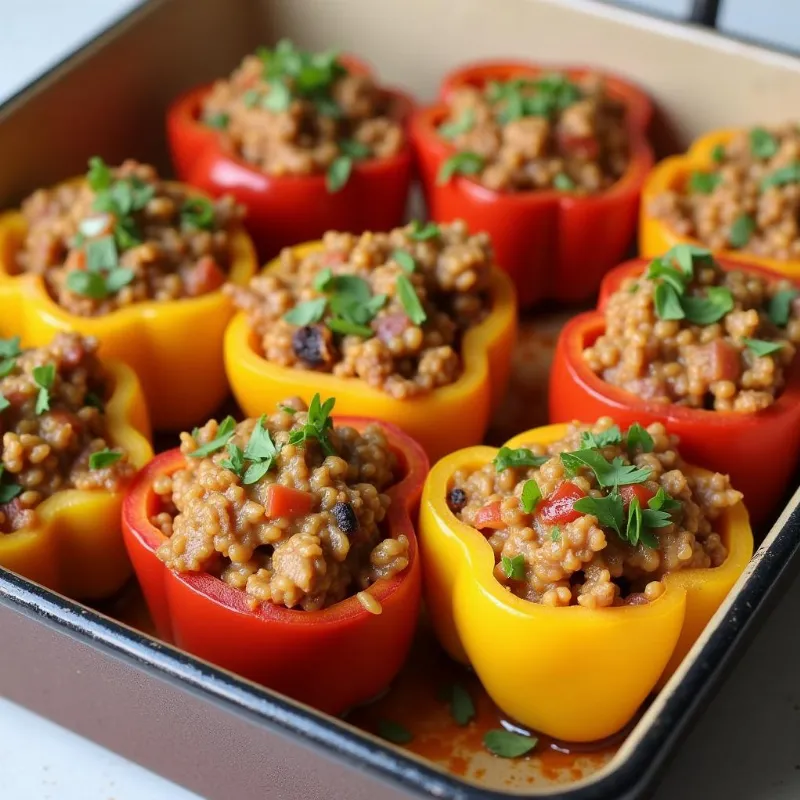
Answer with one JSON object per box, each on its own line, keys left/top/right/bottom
{"left": 551, "top": 257, "right": 800, "bottom": 528}
{"left": 0, "top": 357, "right": 152, "bottom": 600}
{"left": 410, "top": 61, "right": 654, "bottom": 307}
{"left": 641, "top": 128, "right": 800, "bottom": 281}
{"left": 122, "top": 417, "right": 426, "bottom": 715}
{"left": 419, "top": 423, "right": 753, "bottom": 742}
{"left": 224, "top": 241, "right": 517, "bottom": 463}
{"left": 0, "top": 182, "right": 257, "bottom": 431}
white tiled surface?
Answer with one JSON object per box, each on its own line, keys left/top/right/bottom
{"left": 2, "top": 3, "right": 800, "bottom": 800}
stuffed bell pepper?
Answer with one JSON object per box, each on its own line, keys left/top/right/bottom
{"left": 420, "top": 419, "right": 752, "bottom": 742}
{"left": 0, "top": 330, "right": 152, "bottom": 599}
{"left": 167, "top": 39, "right": 414, "bottom": 259}
{"left": 223, "top": 220, "right": 516, "bottom": 462}
{"left": 0, "top": 157, "right": 257, "bottom": 430}
{"left": 410, "top": 60, "right": 654, "bottom": 306}
{"left": 642, "top": 123, "right": 800, "bottom": 280}
{"left": 123, "top": 394, "right": 427, "bottom": 714}
{"left": 550, "top": 245, "right": 800, "bottom": 526}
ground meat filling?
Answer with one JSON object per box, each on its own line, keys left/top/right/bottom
{"left": 227, "top": 220, "right": 493, "bottom": 399}
{"left": 649, "top": 124, "right": 800, "bottom": 261}
{"left": 152, "top": 396, "right": 409, "bottom": 611}
{"left": 452, "top": 419, "right": 740, "bottom": 609}
{"left": 0, "top": 333, "right": 134, "bottom": 533}
{"left": 17, "top": 158, "right": 241, "bottom": 316}
{"left": 200, "top": 40, "right": 405, "bottom": 180}
{"left": 583, "top": 246, "right": 800, "bottom": 412}
{"left": 437, "top": 73, "right": 629, "bottom": 193}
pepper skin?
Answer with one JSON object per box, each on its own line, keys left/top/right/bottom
{"left": 409, "top": 61, "right": 654, "bottom": 307}
{"left": 419, "top": 423, "right": 752, "bottom": 742}
{"left": 167, "top": 56, "right": 415, "bottom": 261}
{"left": 0, "top": 358, "right": 152, "bottom": 600}
{"left": 641, "top": 128, "right": 800, "bottom": 281}
{"left": 550, "top": 257, "right": 800, "bottom": 527}
{"left": 122, "top": 418, "right": 426, "bottom": 715}
{"left": 0, "top": 191, "right": 257, "bottom": 431}
{"left": 224, "top": 241, "right": 516, "bottom": 463}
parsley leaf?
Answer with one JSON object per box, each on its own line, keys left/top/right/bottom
{"left": 743, "top": 338, "right": 785, "bottom": 357}
{"left": 0, "top": 467, "right": 22, "bottom": 504}
{"left": 553, "top": 172, "right": 576, "bottom": 191}
{"left": 283, "top": 298, "right": 327, "bottom": 326}
{"left": 550, "top": 526, "right": 561, "bottom": 543}
{"left": 483, "top": 729, "right": 537, "bottom": 759}
{"left": 560, "top": 449, "right": 651, "bottom": 488}
{"left": 580, "top": 426, "right": 622, "bottom": 449}
{"left": 396, "top": 274, "right": 427, "bottom": 325}
{"left": 492, "top": 446, "right": 548, "bottom": 472}
{"left": 88, "top": 449, "right": 122, "bottom": 470}
{"left": 241, "top": 414, "right": 279, "bottom": 484}
{"left": 220, "top": 442, "right": 246, "bottom": 477}
{"left": 447, "top": 684, "right": 476, "bottom": 726}
{"left": 438, "top": 109, "right": 476, "bottom": 140}
{"left": 0, "top": 395, "right": 9, "bottom": 412}
{"left": 437, "top": 152, "right": 484, "bottom": 184}
{"left": 688, "top": 171, "right": 721, "bottom": 194}
{"left": 189, "top": 416, "right": 237, "bottom": 458}
{"left": 339, "top": 139, "right": 371, "bottom": 160}
{"left": 408, "top": 220, "right": 440, "bottom": 241}
{"left": 391, "top": 250, "right": 416, "bottom": 274}
{"left": 760, "top": 162, "right": 800, "bottom": 191}
{"left": 0, "top": 337, "right": 21, "bottom": 359}
{"left": 711, "top": 143, "right": 726, "bottom": 163}
{"left": 288, "top": 393, "right": 336, "bottom": 456}
{"left": 87, "top": 156, "right": 112, "bottom": 192}
{"left": 326, "top": 318, "right": 373, "bottom": 338}
{"left": 501, "top": 554, "right": 526, "bottom": 580}
{"left": 573, "top": 491, "right": 624, "bottom": 537}
{"left": 625, "top": 495, "right": 644, "bottom": 546}
{"left": 768, "top": 289, "right": 799, "bottom": 327}
{"left": 262, "top": 80, "right": 292, "bottom": 111}
{"left": 205, "top": 112, "right": 229, "bottom": 129}
{"left": 520, "top": 480, "right": 541, "bottom": 514}
{"left": 749, "top": 127, "right": 779, "bottom": 159}
{"left": 654, "top": 282, "right": 686, "bottom": 321}
{"left": 377, "top": 720, "right": 413, "bottom": 745}
{"left": 326, "top": 156, "right": 353, "bottom": 193}
{"left": 85, "top": 235, "right": 118, "bottom": 271}
{"left": 680, "top": 286, "right": 735, "bottom": 325}
{"left": 66, "top": 270, "right": 108, "bottom": 299}
{"left": 729, "top": 214, "right": 756, "bottom": 248}
{"left": 625, "top": 423, "right": 654, "bottom": 453}
{"left": 32, "top": 364, "right": 55, "bottom": 415}
{"left": 181, "top": 197, "right": 216, "bottom": 230}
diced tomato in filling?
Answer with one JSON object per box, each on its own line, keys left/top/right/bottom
{"left": 693, "top": 340, "right": 741, "bottom": 383}
{"left": 184, "top": 256, "right": 226, "bottom": 297}
{"left": 374, "top": 312, "right": 411, "bottom": 343}
{"left": 539, "top": 482, "right": 587, "bottom": 524}
{"left": 264, "top": 485, "right": 315, "bottom": 518}
{"left": 557, "top": 132, "right": 600, "bottom": 160}
{"left": 320, "top": 251, "right": 346, "bottom": 267}
{"left": 473, "top": 501, "right": 505, "bottom": 530}
{"left": 619, "top": 484, "right": 657, "bottom": 509}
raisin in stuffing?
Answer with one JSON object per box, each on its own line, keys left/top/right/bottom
{"left": 447, "top": 488, "right": 467, "bottom": 512}
{"left": 332, "top": 501, "right": 359, "bottom": 534}
{"left": 291, "top": 325, "right": 333, "bottom": 366}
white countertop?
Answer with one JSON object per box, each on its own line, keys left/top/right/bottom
{"left": 1, "top": 4, "right": 799, "bottom": 800}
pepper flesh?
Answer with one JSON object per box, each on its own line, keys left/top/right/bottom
{"left": 0, "top": 359, "right": 152, "bottom": 599}
{"left": 224, "top": 241, "right": 517, "bottom": 463}
{"left": 640, "top": 128, "right": 800, "bottom": 281}
{"left": 166, "top": 55, "right": 415, "bottom": 261}
{"left": 409, "top": 61, "right": 654, "bottom": 307}
{"left": 419, "top": 424, "right": 752, "bottom": 742}
{"left": 0, "top": 185, "right": 257, "bottom": 431}
{"left": 122, "top": 418, "right": 427, "bottom": 715}
{"left": 551, "top": 257, "right": 800, "bottom": 527}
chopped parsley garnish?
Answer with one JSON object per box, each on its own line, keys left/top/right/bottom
{"left": 492, "top": 446, "right": 548, "bottom": 472}
{"left": 438, "top": 108, "right": 476, "bottom": 140}
{"left": 761, "top": 162, "right": 800, "bottom": 191}
{"left": 446, "top": 683, "right": 476, "bottom": 726}
{"left": 391, "top": 250, "right": 416, "bottom": 274}
{"left": 553, "top": 172, "right": 576, "bottom": 191}
{"left": 520, "top": 480, "right": 541, "bottom": 514}
{"left": 88, "top": 449, "right": 123, "bottom": 470}
{"left": 262, "top": 80, "right": 292, "bottom": 111}
{"left": 288, "top": 393, "right": 335, "bottom": 456}
{"left": 326, "top": 156, "right": 354, "bottom": 193}
{"left": 242, "top": 415, "right": 280, "bottom": 483}
{"left": 0, "top": 336, "right": 21, "bottom": 378}
{"left": 501, "top": 554, "right": 526, "bottom": 580}
{"left": 280, "top": 405, "right": 297, "bottom": 414}
{"left": 376, "top": 719, "right": 413, "bottom": 745}
{"left": 680, "top": 286, "right": 735, "bottom": 324}
{"left": 483, "top": 729, "right": 537, "bottom": 759}
{"left": 729, "top": 213, "right": 756, "bottom": 249}
{"left": 32, "top": 364, "right": 55, "bottom": 415}
{"left": 649, "top": 486, "right": 681, "bottom": 514}
{"left": 749, "top": 127, "right": 779, "bottom": 159}
{"left": 711, "top": 143, "right": 726, "bottom": 163}
{"left": 283, "top": 298, "right": 328, "bottom": 326}
{"left": 181, "top": 197, "right": 216, "bottom": 230}
{"left": 688, "top": 171, "right": 721, "bottom": 194}
{"left": 743, "top": 338, "right": 785, "bottom": 357}
{"left": 408, "top": 220, "right": 440, "bottom": 241}
{"left": 339, "top": 139, "right": 371, "bottom": 160}
{"left": 84, "top": 391, "right": 104, "bottom": 411}
{"left": 768, "top": 289, "right": 799, "bottom": 327}
{"left": 220, "top": 442, "right": 246, "bottom": 476}
{"left": 326, "top": 317, "right": 373, "bottom": 337}
{"left": 189, "top": 416, "right": 237, "bottom": 458}
{"left": 243, "top": 89, "right": 260, "bottom": 108}
{"left": 626, "top": 423, "right": 654, "bottom": 453}
{"left": 580, "top": 425, "right": 622, "bottom": 449}
{"left": 488, "top": 73, "right": 581, "bottom": 124}
{"left": 0, "top": 467, "right": 22, "bottom": 504}
{"left": 560, "top": 449, "right": 651, "bottom": 488}
{"left": 87, "top": 156, "right": 112, "bottom": 192}
{"left": 0, "top": 395, "right": 8, "bottom": 412}
{"left": 573, "top": 491, "right": 625, "bottom": 537}
{"left": 437, "top": 151, "right": 484, "bottom": 185}
{"left": 550, "top": 526, "right": 561, "bottom": 543}
{"left": 396, "top": 274, "right": 427, "bottom": 325}
{"left": 205, "top": 112, "right": 229, "bottom": 129}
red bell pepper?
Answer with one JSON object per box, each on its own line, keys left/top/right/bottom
{"left": 166, "top": 55, "right": 415, "bottom": 261}
{"left": 539, "top": 482, "right": 586, "bottom": 524}
{"left": 549, "top": 257, "right": 800, "bottom": 527}
{"left": 409, "top": 60, "right": 654, "bottom": 307}
{"left": 122, "top": 417, "right": 428, "bottom": 715}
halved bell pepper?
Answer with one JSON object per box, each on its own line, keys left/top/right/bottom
{"left": 409, "top": 61, "right": 654, "bottom": 307}
{"left": 0, "top": 358, "right": 152, "bottom": 600}
{"left": 122, "top": 417, "right": 426, "bottom": 715}
{"left": 167, "top": 55, "right": 415, "bottom": 261}
{"left": 550, "top": 257, "right": 800, "bottom": 527}
{"left": 0, "top": 187, "right": 257, "bottom": 431}
{"left": 224, "top": 241, "right": 517, "bottom": 463}
{"left": 641, "top": 129, "right": 800, "bottom": 281}
{"left": 419, "top": 423, "right": 753, "bottom": 742}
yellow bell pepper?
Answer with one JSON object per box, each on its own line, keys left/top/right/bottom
{"left": 0, "top": 183, "right": 258, "bottom": 431}
{"left": 224, "top": 241, "right": 517, "bottom": 463}
{"left": 640, "top": 128, "right": 800, "bottom": 280}
{"left": 419, "top": 423, "right": 753, "bottom": 742}
{"left": 0, "top": 358, "right": 152, "bottom": 600}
